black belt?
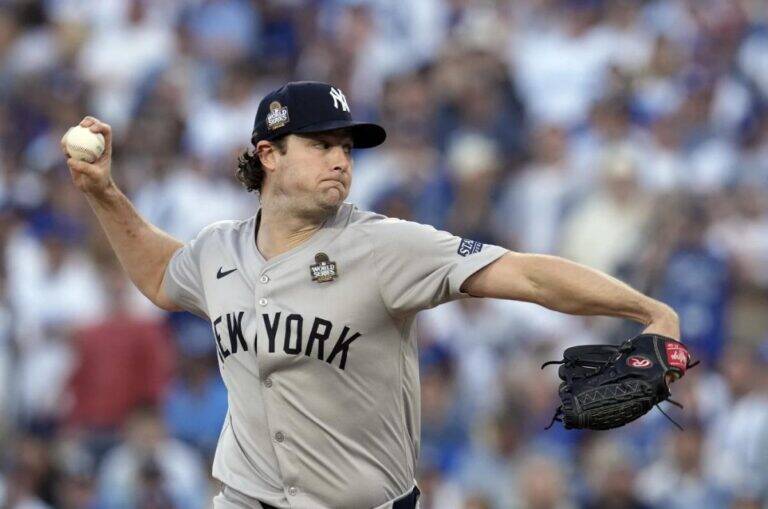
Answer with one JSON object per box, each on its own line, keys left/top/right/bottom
{"left": 393, "top": 485, "right": 421, "bottom": 509}
{"left": 259, "top": 486, "right": 421, "bottom": 509}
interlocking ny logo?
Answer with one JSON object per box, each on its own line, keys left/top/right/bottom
{"left": 330, "top": 87, "right": 350, "bottom": 112}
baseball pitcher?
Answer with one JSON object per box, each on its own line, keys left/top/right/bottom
{"left": 62, "top": 82, "right": 686, "bottom": 509}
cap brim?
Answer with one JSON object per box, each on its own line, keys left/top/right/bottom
{"left": 292, "top": 120, "right": 386, "bottom": 149}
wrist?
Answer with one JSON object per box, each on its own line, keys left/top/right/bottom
{"left": 649, "top": 303, "right": 678, "bottom": 324}
{"left": 642, "top": 303, "right": 680, "bottom": 340}
{"left": 85, "top": 179, "right": 120, "bottom": 205}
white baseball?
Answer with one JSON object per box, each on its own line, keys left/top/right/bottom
{"left": 64, "top": 125, "right": 105, "bottom": 163}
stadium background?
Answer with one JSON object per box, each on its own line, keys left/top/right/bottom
{"left": 1, "top": 0, "right": 767, "bottom": 508}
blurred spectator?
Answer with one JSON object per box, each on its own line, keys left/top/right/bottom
{"left": 464, "top": 493, "right": 494, "bottom": 509}
{"left": 133, "top": 458, "right": 176, "bottom": 509}
{"left": 7, "top": 216, "right": 105, "bottom": 346}
{"left": 52, "top": 438, "right": 100, "bottom": 509}
{"left": 416, "top": 460, "right": 466, "bottom": 509}
{"left": 65, "top": 265, "right": 175, "bottom": 457}
{"left": 704, "top": 343, "right": 768, "bottom": 506}
{"left": 0, "top": 209, "right": 14, "bottom": 435}
{"left": 0, "top": 464, "right": 52, "bottom": 509}
{"left": 349, "top": 70, "right": 446, "bottom": 223}
{"left": 184, "top": 65, "right": 260, "bottom": 161}
{"left": 419, "top": 297, "right": 588, "bottom": 419}
{"left": 313, "top": 1, "right": 446, "bottom": 113}
{"left": 738, "top": 21, "right": 768, "bottom": 95}
{"left": 560, "top": 148, "right": 651, "bottom": 275}
{"left": 180, "top": 0, "right": 261, "bottom": 68}
{"left": 53, "top": 472, "right": 99, "bottom": 509}
{"left": 433, "top": 46, "right": 527, "bottom": 164}
{"left": 633, "top": 34, "right": 686, "bottom": 121}
{"left": 163, "top": 353, "right": 227, "bottom": 461}
{"left": 635, "top": 112, "right": 687, "bottom": 192}
{"left": 735, "top": 109, "right": 768, "bottom": 188}
{"left": 569, "top": 95, "right": 642, "bottom": 191}
{"left": 511, "top": 0, "right": 611, "bottom": 126}
{"left": 496, "top": 123, "right": 578, "bottom": 253}
{"left": 711, "top": 186, "right": 768, "bottom": 290}
{"left": 500, "top": 356, "right": 580, "bottom": 456}
{"left": 444, "top": 132, "right": 502, "bottom": 242}
{"left": 625, "top": 196, "right": 732, "bottom": 365}
{"left": 419, "top": 298, "right": 517, "bottom": 417}
{"left": 76, "top": 0, "right": 177, "bottom": 130}
{"left": 97, "top": 406, "right": 207, "bottom": 509}
{"left": 636, "top": 420, "right": 728, "bottom": 509}
{"left": 515, "top": 453, "right": 575, "bottom": 509}
{"left": 456, "top": 404, "right": 526, "bottom": 508}
{"left": 580, "top": 437, "right": 648, "bottom": 509}
{"left": 350, "top": 128, "right": 445, "bottom": 229}
{"left": 132, "top": 153, "right": 253, "bottom": 243}
{"left": 419, "top": 342, "right": 469, "bottom": 476}
{"left": 1, "top": 433, "right": 56, "bottom": 508}
{"left": 657, "top": 200, "right": 731, "bottom": 366}
{"left": 600, "top": 0, "right": 654, "bottom": 74}
{"left": 8, "top": 216, "right": 105, "bottom": 429}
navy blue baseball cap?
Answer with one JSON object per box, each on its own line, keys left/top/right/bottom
{"left": 252, "top": 81, "right": 386, "bottom": 149}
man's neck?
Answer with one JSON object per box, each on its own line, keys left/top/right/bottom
{"left": 256, "top": 200, "right": 335, "bottom": 260}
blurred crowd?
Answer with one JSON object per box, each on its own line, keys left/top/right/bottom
{"left": 1, "top": 0, "right": 767, "bottom": 508}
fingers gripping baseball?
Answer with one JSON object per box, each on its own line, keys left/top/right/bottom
{"left": 62, "top": 116, "right": 114, "bottom": 196}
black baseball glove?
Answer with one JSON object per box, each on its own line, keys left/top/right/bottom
{"left": 542, "top": 334, "right": 697, "bottom": 430}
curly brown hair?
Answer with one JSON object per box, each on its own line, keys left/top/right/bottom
{"left": 235, "top": 136, "right": 287, "bottom": 193}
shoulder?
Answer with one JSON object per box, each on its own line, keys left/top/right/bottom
{"left": 193, "top": 217, "right": 253, "bottom": 244}
{"left": 343, "top": 205, "right": 452, "bottom": 254}
{"left": 345, "top": 205, "right": 435, "bottom": 236}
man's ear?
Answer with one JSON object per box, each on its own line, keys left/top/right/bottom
{"left": 256, "top": 140, "right": 278, "bottom": 172}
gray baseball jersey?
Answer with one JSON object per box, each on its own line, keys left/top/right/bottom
{"left": 163, "top": 202, "right": 508, "bottom": 508}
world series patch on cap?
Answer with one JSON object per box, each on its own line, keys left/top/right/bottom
{"left": 252, "top": 81, "right": 386, "bottom": 149}
{"left": 266, "top": 101, "right": 289, "bottom": 131}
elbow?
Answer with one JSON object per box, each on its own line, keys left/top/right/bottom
{"left": 136, "top": 286, "right": 178, "bottom": 312}
{"left": 510, "top": 252, "right": 560, "bottom": 305}
{"left": 151, "top": 285, "right": 181, "bottom": 313}
{"left": 522, "top": 269, "right": 557, "bottom": 307}
{"left": 152, "top": 298, "right": 180, "bottom": 313}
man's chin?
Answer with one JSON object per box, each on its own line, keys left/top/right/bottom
{"left": 319, "top": 188, "right": 346, "bottom": 209}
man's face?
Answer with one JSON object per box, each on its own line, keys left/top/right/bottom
{"left": 270, "top": 130, "right": 354, "bottom": 216}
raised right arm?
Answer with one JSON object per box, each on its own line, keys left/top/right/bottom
{"left": 63, "top": 117, "right": 182, "bottom": 311}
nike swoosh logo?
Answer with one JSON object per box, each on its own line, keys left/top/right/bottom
{"left": 217, "top": 267, "right": 237, "bottom": 279}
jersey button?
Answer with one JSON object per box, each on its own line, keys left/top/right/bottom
{"left": 274, "top": 431, "right": 284, "bottom": 443}
{"left": 288, "top": 486, "right": 298, "bottom": 496}
{"left": 260, "top": 275, "right": 269, "bottom": 284}
{"left": 264, "top": 378, "right": 273, "bottom": 388}
{"left": 258, "top": 298, "right": 268, "bottom": 306}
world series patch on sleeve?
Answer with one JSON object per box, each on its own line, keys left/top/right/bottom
{"left": 542, "top": 334, "right": 698, "bottom": 430}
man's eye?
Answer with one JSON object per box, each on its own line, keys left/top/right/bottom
{"left": 343, "top": 145, "right": 352, "bottom": 154}
{"left": 315, "top": 142, "right": 329, "bottom": 149}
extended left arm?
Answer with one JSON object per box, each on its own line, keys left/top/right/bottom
{"left": 462, "top": 252, "right": 680, "bottom": 339}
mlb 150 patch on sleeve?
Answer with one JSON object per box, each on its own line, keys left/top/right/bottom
{"left": 457, "top": 239, "right": 484, "bottom": 257}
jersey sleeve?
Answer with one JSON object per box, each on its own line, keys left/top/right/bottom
{"left": 163, "top": 227, "right": 210, "bottom": 320}
{"left": 367, "top": 219, "right": 508, "bottom": 316}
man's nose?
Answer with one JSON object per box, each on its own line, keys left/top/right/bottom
{"left": 328, "top": 146, "right": 351, "bottom": 171}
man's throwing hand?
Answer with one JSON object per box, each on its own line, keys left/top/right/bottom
{"left": 61, "top": 116, "right": 114, "bottom": 197}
